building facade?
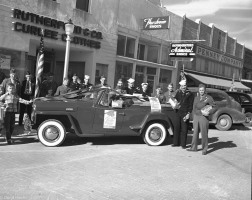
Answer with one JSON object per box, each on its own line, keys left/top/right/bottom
{"left": 241, "top": 47, "right": 252, "bottom": 90}
{"left": 0, "top": 0, "right": 183, "bottom": 95}
{"left": 0, "top": 0, "right": 249, "bottom": 94}
{"left": 180, "top": 17, "right": 250, "bottom": 92}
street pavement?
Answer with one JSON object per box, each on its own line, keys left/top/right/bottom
{"left": 0, "top": 125, "right": 251, "bottom": 200}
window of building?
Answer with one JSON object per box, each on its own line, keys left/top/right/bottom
{"left": 159, "top": 69, "right": 172, "bottom": 85}
{"left": 117, "top": 35, "right": 126, "bottom": 56}
{"left": 217, "top": 32, "right": 221, "bottom": 50}
{"left": 161, "top": 46, "right": 169, "bottom": 65}
{"left": 137, "top": 44, "right": 145, "bottom": 60}
{"left": 147, "top": 45, "right": 159, "bottom": 63}
{"left": 117, "top": 35, "right": 135, "bottom": 58}
{"left": 114, "top": 61, "right": 133, "bottom": 87}
{"left": 76, "top": 0, "right": 89, "bottom": 12}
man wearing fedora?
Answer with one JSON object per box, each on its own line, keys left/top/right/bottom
{"left": 171, "top": 79, "right": 194, "bottom": 149}
{"left": 19, "top": 71, "right": 35, "bottom": 126}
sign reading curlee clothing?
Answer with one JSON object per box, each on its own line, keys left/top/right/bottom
{"left": 12, "top": 9, "right": 102, "bottom": 49}
{"left": 169, "top": 43, "right": 196, "bottom": 58}
{"left": 143, "top": 16, "right": 170, "bottom": 30}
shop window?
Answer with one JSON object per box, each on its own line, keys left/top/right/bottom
{"left": 147, "top": 67, "right": 156, "bottom": 75}
{"left": 76, "top": 0, "right": 89, "bottom": 12}
{"left": 115, "top": 61, "right": 133, "bottom": 87}
{"left": 161, "top": 46, "right": 169, "bottom": 65}
{"left": 159, "top": 69, "right": 172, "bottom": 85}
{"left": 125, "top": 37, "right": 135, "bottom": 58}
{"left": 147, "top": 45, "right": 159, "bottom": 63}
{"left": 137, "top": 44, "right": 145, "bottom": 60}
{"left": 117, "top": 35, "right": 135, "bottom": 58}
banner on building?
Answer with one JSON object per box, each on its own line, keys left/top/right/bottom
{"left": 0, "top": 54, "right": 11, "bottom": 69}
{"left": 143, "top": 16, "right": 170, "bottom": 30}
{"left": 169, "top": 43, "right": 196, "bottom": 58}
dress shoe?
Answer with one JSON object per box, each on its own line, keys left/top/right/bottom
{"left": 202, "top": 151, "right": 207, "bottom": 155}
{"left": 7, "top": 140, "right": 13, "bottom": 145}
{"left": 187, "top": 149, "right": 197, "bottom": 152}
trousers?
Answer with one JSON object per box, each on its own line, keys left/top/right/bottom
{"left": 191, "top": 114, "right": 209, "bottom": 152}
{"left": 172, "top": 112, "right": 189, "bottom": 147}
{"left": 4, "top": 112, "right": 16, "bottom": 141}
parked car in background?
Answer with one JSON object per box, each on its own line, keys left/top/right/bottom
{"left": 226, "top": 91, "right": 252, "bottom": 126}
{"left": 32, "top": 88, "right": 176, "bottom": 147}
{"left": 189, "top": 87, "right": 246, "bottom": 131}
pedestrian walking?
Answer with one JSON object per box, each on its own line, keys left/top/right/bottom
{"left": 0, "top": 83, "right": 32, "bottom": 144}
{"left": 19, "top": 71, "right": 35, "bottom": 126}
{"left": 54, "top": 78, "right": 71, "bottom": 96}
{"left": 171, "top": 79, "right": 194, "bottom": 149}
{"left": 187, "top": 84, "right": 216, "bottom": 155}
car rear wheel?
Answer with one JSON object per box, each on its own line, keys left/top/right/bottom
{"left": 38, "top": 119, "right": 66, "bottom": 147}
{"left": 143, "top": 123, "right": 167, "bottom": 146}
{"left": 215, "top": 114, "right": 232, "bottom": 131}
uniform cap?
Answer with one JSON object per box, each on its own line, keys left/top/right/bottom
{"left": 127, "top": 78, "right": 135, "bottom": 84}
{"left": 179, "top": 79, "right": 187, "bottom": 86}
{"left": 141, "top": 83, "right": 148, "bottom": 87}
{"left": 84, "top": 75, "right": 90, "bottom": 80}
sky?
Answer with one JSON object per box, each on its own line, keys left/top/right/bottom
{"left": 162, "top": 0, "right": 252, "bottom": 50}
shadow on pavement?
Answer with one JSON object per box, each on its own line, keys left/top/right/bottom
{"left": 207, "top": 140, "right": 237, "bottom": 154}
{"left": 62, "top": 133, "right": 175, "bottom": 147}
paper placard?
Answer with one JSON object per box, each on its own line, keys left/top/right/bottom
{"left": 103, "top": 110, "right": 117, "bottom": 129}
{"left": 148, "top": 97, "right": 161, "bottom": 112}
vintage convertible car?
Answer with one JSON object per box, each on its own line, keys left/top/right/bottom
{"left": 31, "top": 88, "right": 175, "bottom": 147}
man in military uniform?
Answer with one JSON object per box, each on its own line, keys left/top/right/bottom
{"left": 69, "top": 73, "right": 80, "bottom": 91}
{"left": 80, "top": 75, "right": 93, "bottom": 90}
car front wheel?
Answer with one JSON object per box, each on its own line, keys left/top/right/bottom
{"left": 38, "top": 119, "right": 66, "bottom": 147}
{"left": 143, "top": 123, "right": 167, "bottom": 146}
{"left": 215, "top": 114, "right": 232, "bottom": 131}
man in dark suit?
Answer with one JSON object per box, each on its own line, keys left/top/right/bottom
{"left": 171, "top": 79, "right": 194, "bottom": 149}
{"left": 19, "top": 71, "right": 35, "bottom": 125}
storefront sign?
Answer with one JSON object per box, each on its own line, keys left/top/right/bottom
{"left": 196, "top": 46, "right": 242, "bottom": 68}
{"left": 169, "top": 43, "right": 196, "bottom": 58}
{"left": 143, "top": 16, "right": 169, "bottom": 30}
{"left": 12, "top": 9, "right": 102, "bottom": 49}
{"left": 0, "top": 54, "right": 11, "bottom": 69}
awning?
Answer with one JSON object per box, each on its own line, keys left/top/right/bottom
{"left": 186, "top": 72, "right": 251, "bottom": 92}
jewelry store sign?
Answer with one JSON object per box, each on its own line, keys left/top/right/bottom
{"left": 169, "top": 43, "right": 196, "bottom": 58}
{"left": 143, "top": 16, "right": 170, "bottom": 30}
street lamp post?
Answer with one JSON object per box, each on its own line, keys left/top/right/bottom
{"left": 63, "top": 19, "right": 75, "bottom": 81}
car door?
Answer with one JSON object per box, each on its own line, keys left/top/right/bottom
{"left": 93, "top": 90, "right": 124, "bottom": 133}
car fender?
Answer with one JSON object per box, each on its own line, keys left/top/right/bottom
{"left": 210, "top": 107, "right": 246, "bottom": 124}
{"left": 129, "top": 112, "right": 173, "bottom": 135}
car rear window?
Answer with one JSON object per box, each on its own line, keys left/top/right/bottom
{"left": 208, "top": 92, "right": 227, "bottom": 102}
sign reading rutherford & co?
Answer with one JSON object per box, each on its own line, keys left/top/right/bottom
{"left": 143, "top": 16, "right": 170, "bottom": 30}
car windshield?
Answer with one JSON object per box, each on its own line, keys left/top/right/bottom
{"left": 62, "top": 88, "right": 100, "bottom": 100}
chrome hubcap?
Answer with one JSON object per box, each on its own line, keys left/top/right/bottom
{"left": 43, "top": 126, "right": 60, "bottom": 142}
{"left": 220, "top": 118, "right": 228, "bottom": 127}
{"left": 149, "top": 127, "right": 162, "bottom": 142}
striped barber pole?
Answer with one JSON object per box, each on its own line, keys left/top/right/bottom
{"left": 34, "top": 29, "right": 44, "bottom": 98}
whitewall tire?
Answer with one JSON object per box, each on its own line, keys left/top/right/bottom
{"left": 38, "top": 119, "right": 66, "bottom": 147}
{"left": 143, "top": 123, "right": 167, "bottom": 146}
